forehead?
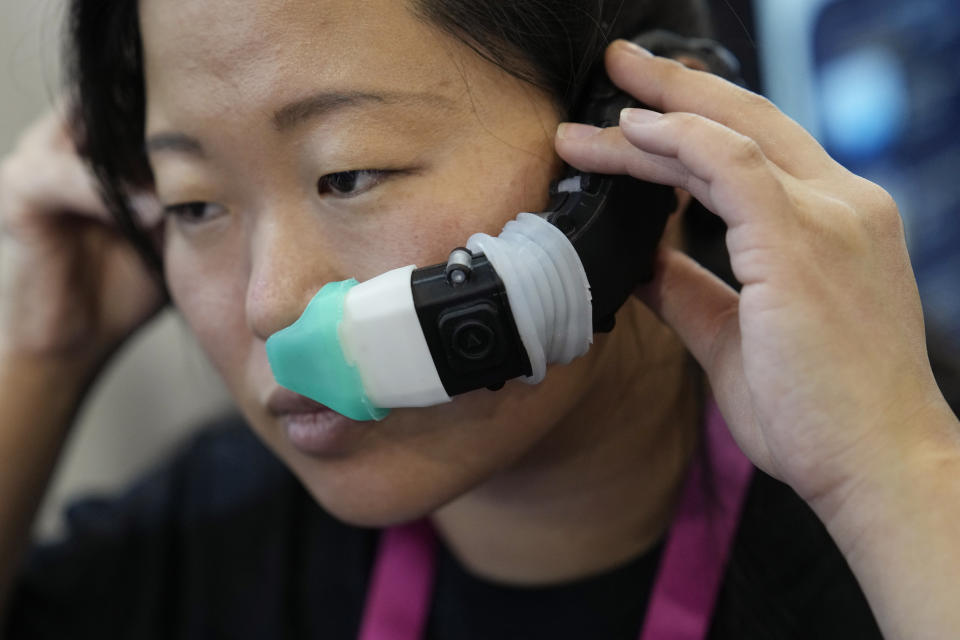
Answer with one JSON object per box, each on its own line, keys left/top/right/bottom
{"left": 139, "top": 0, "right": 462, "bottom": 126}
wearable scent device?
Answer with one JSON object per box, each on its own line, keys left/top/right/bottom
{"left": 266, "top": 32, "right": 744, "bottom": 421}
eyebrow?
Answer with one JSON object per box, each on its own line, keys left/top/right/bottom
{"left": 272, "top": 90, "right": 389, "bottom": 131}
{"left": 146, "top": 89, "right": 452, "bottom": 157}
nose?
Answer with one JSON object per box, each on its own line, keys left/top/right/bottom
{"left": 245, "top": 213, "right": 343, "bottom": 342}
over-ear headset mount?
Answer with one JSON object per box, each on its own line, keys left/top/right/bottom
{"left": 266, "top": 32, "right": 745, "bottom": 420}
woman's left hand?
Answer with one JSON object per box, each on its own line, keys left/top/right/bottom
{"left": 555, "top": 40, "right": 957, "bottom": 515}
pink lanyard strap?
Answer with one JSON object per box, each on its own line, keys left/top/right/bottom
{"left": 638, "top": 400, "right": 754, "bottom": 640}
{"left": 358, "top": 519, "right": 438, "bottom": 640}
{"left": 358, "top": 400, "right": 754, "bottom": 640}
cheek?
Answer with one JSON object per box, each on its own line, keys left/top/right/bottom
{"left": 359, "top": 147, "right": 560, "bottom": 274}
{"left": 163, "top": 231, "right": 257, "bottom": 398}
{"left": 292, "top": 352, "right": 600, "bottom": 527}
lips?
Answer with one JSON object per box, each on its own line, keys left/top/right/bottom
{"left": 267, "top": 388, "right": 331, "bottom": 417}
{"left": 266, "top": 388, "right": 367, "bottom": 456}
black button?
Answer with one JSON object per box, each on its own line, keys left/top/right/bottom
{"left": 438, "top": 301, "right": 506, "bottom": 374}
{"left": 453, "top": 320, "right": 495, "bottom": 361}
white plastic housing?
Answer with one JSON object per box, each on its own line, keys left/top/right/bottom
{"left": 339, "top": 265, "right": 451, "bottom": 408}
{"left": 467, "top": 212, "right": 593, "bottom": 384}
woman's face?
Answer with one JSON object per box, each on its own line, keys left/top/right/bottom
{"left": 141, "top": 0, "right": 663, "bottom": 526}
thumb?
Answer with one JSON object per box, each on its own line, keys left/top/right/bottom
{"left": 637, "top": 248, "right": 772, "bottom": 473}
{"left": 635, "top": 247, "right": 741, "bottom": 382}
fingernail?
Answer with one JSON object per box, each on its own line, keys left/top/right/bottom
{"left": 130, "top": 192, "right": 164, "bottom": 227}
{"left": 620, "top": 108, "right": 661, "bottom": 126}
{"left": 616, "top": 39, "right": 653, "bottom": 58}
{"left": 557, "top": 122, "right": 600, "bottom": 140}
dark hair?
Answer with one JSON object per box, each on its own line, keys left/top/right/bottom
{"left": 411, "top": 1, "right": 711, "bottom": 114}
{"left": 67, "top": 1, "right": 157, "bottom": 273}
{"left": 65, "top": 0, "right": 716, "bottom": 278}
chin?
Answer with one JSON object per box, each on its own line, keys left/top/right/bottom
{"left": 286, "top": 449, "right": 471, "bottom": 529}
{"left": 243, "top": 379, "right": 569, "bottom": 529}
{"left": 298, "top": 478, "right": 447, "bottom": 529}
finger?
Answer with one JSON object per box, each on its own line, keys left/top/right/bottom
{"left": 619, "top": 109, "right": 796, "bottom": 229}
{"left": 129, "top": 192, "right": 164, "bottom": 230}
{"left": 635, "top": 247, "right": 741, "bottom": 373}
{"left": 638, "top": 248, "right": 776, "bottom": 472}
{"left": 635, "top": 248, "right": 757, "bottom": 438}
{"left": 17, "top": 108, "right": 75, "bottom": 155}
{"left": 18, "top": 153, "right": 109, "bottom": 221}
{"left": 556, "top": 123, "right": 711, "bottom": 196}
{"left": 557, "top": 113, "right": 794, "bottom": 232}
{"left": 1, "top": 110, "right": 108, "bottom": 220}
{"left": 606, "top": 40, "right": 833, "bottom": 179}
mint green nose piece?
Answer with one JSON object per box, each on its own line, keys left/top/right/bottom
{"left": 266, "top": 279, "right": 390, "bottom": 422}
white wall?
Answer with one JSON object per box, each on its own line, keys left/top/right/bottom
{"left": 1, "top": 0, "right": 232, "bottom": 540}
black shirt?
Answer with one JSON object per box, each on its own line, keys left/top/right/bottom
{"left": 5, "top": 417, "right": 882, "bottom": 639}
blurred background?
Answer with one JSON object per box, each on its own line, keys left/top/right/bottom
{"left": 0, "top": 0, "right": 957, "bottom": 539}
{"left": 755, "top": 0, "right": 960, "bottom": 344}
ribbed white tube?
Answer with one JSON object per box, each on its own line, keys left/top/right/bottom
{"left": 467, "top": 212, "right": 593, "bottom": 384}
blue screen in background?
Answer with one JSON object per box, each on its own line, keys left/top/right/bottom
{"left": 812, "top": 0, "right": 960, "bottom": 341}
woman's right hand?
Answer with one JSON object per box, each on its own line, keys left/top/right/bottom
{"left": 0, "top": 108, "right": 165, "bottom": 377}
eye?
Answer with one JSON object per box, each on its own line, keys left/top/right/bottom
{"left": 162, "top": 201, "right": 225, "bottom": 223}
{"left": 317, "top": 170, "right": 389, "bottom": 198}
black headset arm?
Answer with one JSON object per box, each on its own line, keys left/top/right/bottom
{"left": 543, "top": 31, "right": 745, "bottom": 332}
{"left": 541, "top": 51, "right": 674, "bottom": 332}
{"left": 409, "top": 33, "right": 744, "bottom": 397}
